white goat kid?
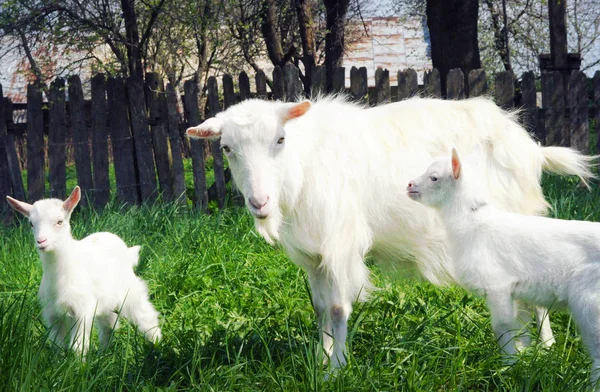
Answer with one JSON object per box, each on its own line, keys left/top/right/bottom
{"left": 186, "top": 96, "right": 594, "bottom": 369}
{"left": 408, "top": 148, "right": 600, "bottom": 386}
{"left": 6, "top": 186, "right": 161, "bottom": 355}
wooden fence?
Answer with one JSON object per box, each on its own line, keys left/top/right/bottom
{"left": 1, "top": 64, "right": 599, "bottom": 221}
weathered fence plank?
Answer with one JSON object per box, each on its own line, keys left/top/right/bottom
{"left": 283, "top": 63, "right": 303, "bottom": 102}
{"left": 239, "top": 71, "right": 251, "bottom": 101}
{"left": 521, "top": 71, "right": 540, "bottom": 140}
{"left": 27, "top": 82, "right": 45, "bottom": 202}
{"left": 146, "top": 73, "right": 172, "bottom": 202}
{"left": 207, "top": 76, "right": 227, "bottom": 209}
{"left": 542, "top": 71, "right": 567, "bottom": 146}
{"left": 68, "top": 75, "right": 93, "bottom": 206}
{"left": 107, "top": 77, "right": 138, "bottom": 204}
{"left": 222, "top": 74, "right": 236, "bottom": 109}
{"left": 494, "top": 71, "right": 514, "bottom": 109}
{"left": 424, "top": 68, "right": 441, "bottom": 98}
{"left": 126, "top": 76, "right": 157, "bottom": 202}
{"left": 569, "top": 71, "right": 588, "bottom": 154}
{"left": 311, "top": 66, "right": 326, "bottom": 98}
{"left": 467, "top": 69, "right": 487, "bottom": 97}
{"left": 398, "top": 69, "right": 418, "bottom": 101}
{"left": 48, "top": 78, "right": 67, "bottom": 200}
{"left": 256, "top": 70, "right": 268, "bottom": 99}
{"left": 272, "top": 66, "right": 284, "bottom": 100}
{"left": 0, "top": 85, "right": 11, "bottom": 220}
{"left": 184, "top": 79, "right": 208, "bottom": 212}
{"left": 332, "top": 67, "right": 346, "bottom": 94}
{"left": 375, "top": 68, "right": 390, "bottom": 104}
{"left": 446, "top": 69, "right": 465, "bottom": 99}
{"left": 4, "top": 99, "right": 25, "bottom": 201}
{"left": 350, "top": 66, "right": 368, "bottom": 102}
{"left": 595, "top": 72, "right": 600, "bottom": 155}
{"left": 166, "top": 83, "right": 186, "bottom": 204}
{"left": 91, "top": 74, "right": 110, "bottom": 208}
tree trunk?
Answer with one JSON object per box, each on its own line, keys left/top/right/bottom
{"left": 324, "top": 0, "right": 350, "bottom": 92}
{"left": 426, "top": 0, "right": 481, "bottom": 96}
{"left": 295, "top": 0, "right": 316, "bottom": 93}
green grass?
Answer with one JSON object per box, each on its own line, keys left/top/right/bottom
{"left": 1, "top": 175, "right": 598, "bottom": 391}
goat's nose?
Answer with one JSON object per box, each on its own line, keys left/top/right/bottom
{"left": 407, "top": 181, "right": 414, "bottom": 188}
{"left": 249, "top": 195, "right": 269, "bottom": 210}
{"left": 37, "top": 238, "right": 47, "bottom": 244}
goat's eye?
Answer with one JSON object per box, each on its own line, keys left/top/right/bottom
{"left": 277, "top": 137, "right": 285, "bottom": 145}
{"left": 57, "top": 220, "right": 63, "bottom": 226}
{"left": 222, "top": 145, "right": 231, "bottom": 153}
{"left": 430, "top": 176, "right": 438, "bottom": 182}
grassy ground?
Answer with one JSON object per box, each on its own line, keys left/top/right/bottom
{"left": 0, "top": 175, "right": 598, "bottom": 391}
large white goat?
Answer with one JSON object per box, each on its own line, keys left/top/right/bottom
{"left": 6, "top": 186, "right": 161, "bottom": 355}
{"left": 186, "top": 96, "right": 594, "bottom": 369}
{"left": 407, "top": 148, "right": 600, "bottom": 387}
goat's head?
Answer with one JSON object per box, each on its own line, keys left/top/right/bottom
{"left": 186, "top": 99, "right": 311, "bottom": 243}
{"left": 6, "top": 186, "right": 80, "bottom": 252}
{"left": 407, "top": 148, "right": 463, "bottom": 209}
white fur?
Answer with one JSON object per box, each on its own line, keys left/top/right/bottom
{"left": 187, "top": 96, "right": 594, "bottom": 369}
{"left": 409, "top": 149, "right": 600, "bottom": 387}
{"left": 6, "top": 187, "right": 161, "bottom": 355}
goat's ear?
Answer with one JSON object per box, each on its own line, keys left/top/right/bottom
{"left": 63, "top": 186, "right": 81, "bottom": 214}
{"left": 451, "top": 148, "right": 462, "bottom": 180}
{"left": 6, "top": 196, "right": 33, "bottom": 217}
{"left": 279, "top": 101, "right": 311, "bottom": 124}
{"left": 186, "top": 117, "right": 223, "bottom": 140}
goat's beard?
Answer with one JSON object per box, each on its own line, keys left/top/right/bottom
{"left": 255, "top": 206, "right": 283, "bottom": 245}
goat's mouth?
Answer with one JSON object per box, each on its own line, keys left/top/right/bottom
{"left": 248, "top": 206, "right": 270, "bottom": 220}
{"left": 37, "top": 244, "right": 50, "bottom": 251}
{"left": 407, "top": 190, "right": 420, "bottom": 199}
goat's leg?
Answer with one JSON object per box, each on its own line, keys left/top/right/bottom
{"left": 121, "top": 285, "right": 161, "bottom": 344}
{"left": 97, "top": 312, "right": 119, "bottom": 350}
{"left": 568, "top": 287, "right": 600, "bottom": 389}
{"left": 70, "top": 314, "right": 94, "bottom": 356}
{"left": 486, "top": 290, "right": 520, "bottom": 361}
{"left": 307, "top": 271, "right": 334, "bottom": 362}
{"left": 534, "top": 306, "right": 555, "bottom": 348}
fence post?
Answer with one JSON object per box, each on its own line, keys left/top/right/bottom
{"left": 48, "top": 78, "right": 67, "bottom": 200}
{"left": 166, "top": 83, "right": 186, "bottom": 204}
{"left": 467, "top": 69, "right": 487, "bottom": 97}
{"left": 595, "top": 72, "right": 600, "bottom": 154}
{"left": 350, "top": 66, "right": 368, "bottom": 102}
{"left": 107, "top": 77, "right": 138, "bottom": 204}
{"left": 4, "top": 99, "right": 25, "bottom": 202}
{"left": 0, "top": 85, "right": 11, "bottom": 221}
{"left": 446, "top": 69, "right": 465, "bottom": 99}
{"left": 375, "top": 68, "right": 390, "bottom": 104}
{"left": 311, "top": 66, "right": 326, "bottom": 98}
{"left": 569, "top": 71, "right": 588, "bottom": 154}
{"left": 239, "top": 71, "right": 251, "bottom": 101}
{"left": 494, "top": 71, "right": 514, "bottom": 110}
{"left": 521, "top": 71, "right": 540, "bottom": 140}
{"left": 184, "top": 79, "right": 208, "bottom": 213}
{"left": 424, "top": 68, "right": 441, "bottom": 98}
{"left": 146, "top": 72, "right": 172, "bottom": 202}
{"left": 126, "top": 76, "right": 157, "bottom": 202}
{"left": 68, "top": 76, "right": 93, "bottom": 206}
{"left": 223, "top": 74, "right": 236, "bottom": 108}
{"left": 272, "top": 66, "right": 284, "bottom": 100}
{"left": 332, "top": 67, "right": 345, "bottom": 94}
{"left": 283, "top": 63, "right": 303, "bottom": 102}
{"left": 91, "top": 74, "right": 110, "bottom": 208}
{"left": 542, "top": 71, "right": 567, "bottom": 146}
{"left": 398, "top": 69, "right": 418, "bottom": 101}
{"left": 256, "top": 70, "right": 268, "bottom": 99}
{"left": 27, "top": 82, "right": 45, "bottom": 202}
{"left": 206, "top": 76, "right": 226, "bottom": 209}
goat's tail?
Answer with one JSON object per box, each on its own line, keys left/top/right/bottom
{"left": 541, "top": 146, "right": 597, "bottom": 187}
{"left": 127, "top": 245, "right": 141, "bottom": 267}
